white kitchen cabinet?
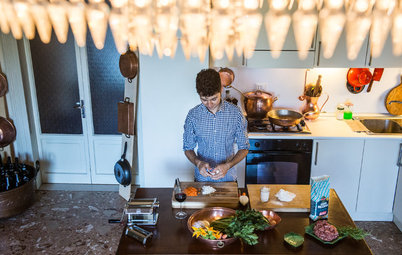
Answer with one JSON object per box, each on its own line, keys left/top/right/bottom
{"left": 314, "top": 28, "right": 369, "bottom": 68}
{"left": 245, "top": 1, "right": 316, "bottom": 68}
{"left": 367, "top": 36, "right": 402, "bottom": 67}
{"left": 311, "top": 139, "right": 364, "bottom": 216}
{"left": 209, "top": 52, "right": 244, "bottom": 68}
{"left": 355, "top": 139, "right": 402, "bottom": 221}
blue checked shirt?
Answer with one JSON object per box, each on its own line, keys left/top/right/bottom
{"left": 183, "top": 101, "right": 250, "bottom": 182}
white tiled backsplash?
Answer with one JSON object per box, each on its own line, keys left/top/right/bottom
{"left": 228, "top": 67, "right": 402, "bottom": 114}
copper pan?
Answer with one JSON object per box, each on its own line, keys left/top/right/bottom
{"left": 187, "top": 207, "right": 238, "bottom": 249}
{"left": 0, "top": 117, "right": 16, "bottom": 148}
{"left": 219, "top": 68, "right": 235, "bottom": 87}
{"left": 267, "top": 109, "right": 303, "bottom": 127}
{"left": 0, "top": 72, "right": 8, "bottom": 97}
{"left": 119, "top": 50, "right": 138, "bottom": 82}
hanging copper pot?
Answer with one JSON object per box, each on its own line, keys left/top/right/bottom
{"left": 0, "top": 71, "right": 8, "bottom": 97}
{"left": 119, "top": 50, "right": 139, "bottom": 82}
{"left": 0, "top": 117, "right": 16, "bottom": 148}
{"left": 219, "top": 68, "right": 235, "bottom": 87}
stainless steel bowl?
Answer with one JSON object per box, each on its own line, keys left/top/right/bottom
{"left": 187, "top": 207, "right": 238, "bottom": 249}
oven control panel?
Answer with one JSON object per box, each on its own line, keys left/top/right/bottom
{"left": 249, "top": 139, "right": 313, "bottom": 152}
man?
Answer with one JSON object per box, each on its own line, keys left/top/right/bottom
{"left": 183, "top": 68, "right": 249, "bottom": 182}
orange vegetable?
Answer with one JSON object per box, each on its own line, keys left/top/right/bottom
{"left": 184, "top": 186, "right": 198, "bottom": 196}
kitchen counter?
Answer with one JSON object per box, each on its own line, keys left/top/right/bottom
{"left": 249, "top": 116, "right": 402, "bottom": 139}
{"left": 116, "top": 188, "right": 373, "bottom": 255}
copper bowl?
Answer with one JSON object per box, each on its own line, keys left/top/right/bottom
{"left": 260, "top": 210, "right": 282, "bottom": 230}
{"left": 187, "top": 207, "right": 238, "bottom": 249}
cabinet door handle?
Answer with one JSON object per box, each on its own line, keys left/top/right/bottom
{"left": 317, "top": 41, "right": 321, "bottom": 66}
{"left": 397, "top": 143, "right": 402, "bottom": 167}
{"left": 314, "top": 142, "right": 319, "bottom": 165}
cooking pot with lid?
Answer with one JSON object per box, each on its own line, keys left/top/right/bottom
{"left": 243, "top": 89, "right": 278, "bottom": 119}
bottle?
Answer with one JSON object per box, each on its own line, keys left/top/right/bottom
{"left": 224, "top": 90, "right": 232, "bottom": 104}
{"left": 336, "top": 104, "right": 345, "bottom": 120}
{"left": 343, "top": 100, "right": 353, "bottom": 120}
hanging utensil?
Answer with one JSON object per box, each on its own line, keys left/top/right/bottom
{"left": 114, "top": 142, "right": 131, "bottom": 186}
{"left": 219, "top": 68, "right": 235, "bottom": 88}
{"left": 366, "top": 68, "right": 384, "bottom": 93}
{"left": 119, "top": 50, "right": 139, "bottom": 83}
{"left": 346, "top": 68, "right": 372, "bottom": 94}
{"left": 0, "top": 117, "right": 16, "bottom": 148}
{"left": 385, "top": 75, "right": 402, "bottom": 115}
{"left": 0, "top": 71, "right": 8, "bottom": 97}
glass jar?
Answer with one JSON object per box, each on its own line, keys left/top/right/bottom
{"left": 336, "top": 104, "right": 344, "bottom": 120}
{"left": 343, "top": 105, "right": 353, "bottom": 120}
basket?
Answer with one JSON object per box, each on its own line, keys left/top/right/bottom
{"left": 0, "top": 177, "right": 36, "bottom": 218}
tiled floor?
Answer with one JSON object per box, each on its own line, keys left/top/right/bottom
{"left": 1, "top": 189, "right": 401, "bottom": 254}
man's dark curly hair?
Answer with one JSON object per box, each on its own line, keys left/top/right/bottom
{"left": 196, "top": 69, "right": 221, "bottom": 97}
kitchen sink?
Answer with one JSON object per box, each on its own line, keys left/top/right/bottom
{"left": 359, "top": 119, "right": 402, "bottom": 134}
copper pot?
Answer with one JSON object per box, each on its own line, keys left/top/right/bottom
{"left": 119, "top": 49, "right": 138, "bottom": 82}
{"left": 0, "top": 117, "right": 16, "bottom": 148}
{"left": 243, "top": 90, "right": 278, "bottom": 119}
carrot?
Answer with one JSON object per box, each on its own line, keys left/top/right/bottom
{"left": 184, "top": 186, "right": 198, "bottom": 196}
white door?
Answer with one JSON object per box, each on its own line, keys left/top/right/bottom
{"left": 23, "top": 30, "right": 124, "bottom": 184}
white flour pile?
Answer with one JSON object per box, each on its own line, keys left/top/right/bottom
{"left": 201, "top": 186, "right": 216, "bottom": 195}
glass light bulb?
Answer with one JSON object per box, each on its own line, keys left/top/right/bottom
{"left": 265, "top": 9, "right": 291, "bottom": 58}
{"left": 319, "top": 8, "right": 345, "bottom": 58}
{"left": 48, "top": 0, "right": 70, "bottom": 44}
{"left": 109, "top": 9, "right": 128, "bottom": 53}
{"left": 346, "top": 11, "right": 371, "bottom": 60}
{"left": 270, "top": 0, "right": 290, "bottom": 10}
{"left": 293, "top": 9, "right": 318, "bottom": 59}
{"left": 68, "top": 1, "right": 87, "bottom": 47}
{"left": 31, "top": 1, "right": 52, "bottom": 44}
{"left": 0, "top": 1, "right": 10, "bottom": 34}
{"left": 14, "top": 1, "right": 35, "bottom": 39}
{"left": 3, "top": 0, "right": 23, "bottom": 39}
{"left": 392, "top": 10, "right": 402, "bottom": 55}
{"left": 370, "top": 9, "right": 391, "bottom": 58}
{"left": 86, "top": 1, "right": 110, "bottom": 49}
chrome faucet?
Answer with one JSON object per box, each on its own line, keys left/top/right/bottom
{"left": 388, "top": 100, "right": 402, "bottom": 105}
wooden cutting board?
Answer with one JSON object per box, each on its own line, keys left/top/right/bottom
{"left": 248, "top": 184, "right": 310, "bottom": 212}
{"left": 385, "top": 75, "right": 402, "bottom": 115}
{"left": 171, "top": 182, "right": 239, "bottom": 209}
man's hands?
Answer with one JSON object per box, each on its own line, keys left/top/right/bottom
{"left": 210, "top": 163, "right": 230, "bottom": 180}
{"left": 196, "top": 160, "right": 213, "bottom": 178}
{"left": 196, "top": 159, "right": 230, "bottom": 180}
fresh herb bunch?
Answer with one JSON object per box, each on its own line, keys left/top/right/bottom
{"left": 210, "top": 209, "right": 270, "bottom": 245}
{"left": 304, "top": 84, "right": 322, "bottom": 97}
{"left": 337, "top": 226, "right": 369, "bottom": 240}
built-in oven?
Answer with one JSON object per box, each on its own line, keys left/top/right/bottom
{"left": 245, "top": 139, "right": 313, "bottom": 185}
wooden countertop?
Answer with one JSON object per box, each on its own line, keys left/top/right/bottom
{"left": 116, "top": 188, "right": 373, "bottom": 255}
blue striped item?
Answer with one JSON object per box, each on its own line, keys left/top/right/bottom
{"left": 309, "top": 175, "right": 330, "bottom": 221}
{"left": 183, "top": 101, "right": 249, "bottom": 182}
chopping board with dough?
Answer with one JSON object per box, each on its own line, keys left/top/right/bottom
{"left": 171, "top": 182, "right": 239, "bottom": 209}
{"left": 385, "top": 75, "right": 402, "bottom": 115}
{"left": 247, "top": 184, "right": 310, "bottom": 212}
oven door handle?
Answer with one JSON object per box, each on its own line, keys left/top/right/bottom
{"left": 246, "top": 151, "right": 311, "bottom": 164}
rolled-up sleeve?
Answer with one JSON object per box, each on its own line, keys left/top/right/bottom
{"left": 183, "top": 113, "right": 197, "bottom": 151}
{"left": 235, "top": 112, "right": 249, "bottom": 150}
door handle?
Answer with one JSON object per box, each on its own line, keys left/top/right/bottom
{"left": 397, "top": 143, "right": 402, "bottom": 167}
{"left": 73, "top": 100, "right": 85, "bottom": 118}
{"left": 314, "top": 142, "right": 319, "bottom": 166}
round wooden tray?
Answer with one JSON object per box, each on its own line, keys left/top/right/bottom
{"left": 0, "top": 178, "right": 36, "bottom": 218}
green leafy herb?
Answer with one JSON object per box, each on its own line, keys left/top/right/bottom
{"left": 337, "top": 226, "right": 369, "bottom": 240}
{"left": 210, "top": 209, "right": 270, "bottom": 245}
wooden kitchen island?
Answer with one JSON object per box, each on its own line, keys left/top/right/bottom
{"left": 116, "top": 188, "right": 373, "bottom": 255}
